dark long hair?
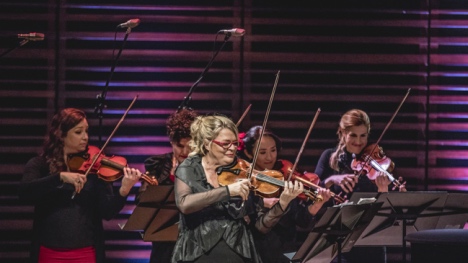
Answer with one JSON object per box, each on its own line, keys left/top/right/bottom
{"left": 41, "top": 108, "right": 87, "bottom": 174}
{"left": 241, "top": 125, "right": 282, "bottom": 161}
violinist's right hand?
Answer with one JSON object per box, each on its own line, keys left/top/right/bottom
{"left": 227, "top": 179, "right": 251, "bottom": 201}
{"left": 324, "top": 174, "right": 357, "bottom": 193}
{"left": 60, "top": 172, "right": 87, "bottom": 193}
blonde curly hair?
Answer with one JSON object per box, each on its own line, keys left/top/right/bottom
{"left": 189, "top": 114, "right": 238, "bottom": 156}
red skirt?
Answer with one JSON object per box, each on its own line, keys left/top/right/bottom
{"left": 39, "top": 245, "right": 96, "bottom": 263}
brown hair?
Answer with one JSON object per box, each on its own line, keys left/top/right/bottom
{"left": 329, "top": 109, "right": 370, "bottom": 171}
{"left": 42, "top": 108, "right": 87, "bottom": 174}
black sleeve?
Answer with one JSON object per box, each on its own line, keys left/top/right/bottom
{"left": 293, "top": 200, "right": 316, "bottom": 229}
{"left": 137, "top": 154, "right": 172, "bottom": 203}
{"left": 97, "top": 179, "right": 128, "bottom": 220}
{"left": 314, "top": 149, "right": 334, "bottom": 181}
{"left": 18, "top": 156, "right": 71, "bottom": 203}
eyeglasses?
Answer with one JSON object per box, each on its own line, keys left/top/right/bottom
{"left": 212, "top": 140, "right": 240, "bottom": 150}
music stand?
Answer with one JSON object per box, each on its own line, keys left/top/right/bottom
{"left": 435, "top": 192, "right": 468, "bottom": 230}
{"left": 122, "top": 185, "right": 179, "bottom": 242}
{"left": 353, "top": 191, "right": 450, "bottom": 262}
{"left": 291, "top": 202, "right": 383, "bottom": 263}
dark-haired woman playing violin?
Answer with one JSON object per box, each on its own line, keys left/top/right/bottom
{"left": 314, "top": 109, "right": 390, "bottom": 263}
{"left": 18, "top": 108, "right": 141, "bottom": 263}
{"left": 239, "top": 125, "right": 332, "bottom": 263}
{"left": 138, "top": 108, "right": 199, "bottom": 263}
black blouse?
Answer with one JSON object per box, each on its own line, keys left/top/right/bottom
{"left": 140, "top": 153, "right": 178, "bottom": 263}
{"left": 172, "top": 155, "right": 288, "bottom": 263}
{"left": 315, "top": 148, "right": 378, "bottom": 196}
{"left": 18, "top": 156, "right": 127, "bottom": 263}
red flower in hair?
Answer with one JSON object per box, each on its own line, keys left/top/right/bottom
{"left": 237, "top": 132, "right": 246, "bottom": 151}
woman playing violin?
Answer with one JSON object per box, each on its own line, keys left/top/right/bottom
{"left": 239, "top": 125, "right": 332, "bottom": 263}
{"left": 18, "top": 108, "right": 141, "bottom": 263}
{"left": 315, "top": 109, "right": 391, "bottom": 196}
{"left": 314, "top": 109, "right": 390, "bottom": 263}
{"left": 138, "top": 108, "right": 198, "bottom": 263}
{"left": 172, "top": 115, "right": 303, "bottom": 263}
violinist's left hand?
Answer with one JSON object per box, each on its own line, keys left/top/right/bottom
{"left": 119, "top": 167, "right": 142, "bottom": 197}
{"left": 375, "top": 172, "right": 391, "bottom": 193}
{"left": 279, "top": 180, "right": 303, "bottom": 210}
{"left": 307, "top": 188, "right": 332, "bottom": 215}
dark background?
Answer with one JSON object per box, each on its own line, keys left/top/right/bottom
{"left": 1, "top": 0, "right": 468, "bottom": 262}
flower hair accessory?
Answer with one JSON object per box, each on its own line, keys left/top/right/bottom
{"left": 237, "top": 132, "right": 246, "bottom": 151}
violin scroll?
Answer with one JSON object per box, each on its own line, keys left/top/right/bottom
{"left": 392, "top": 176, "right": 407, "bottom": 192}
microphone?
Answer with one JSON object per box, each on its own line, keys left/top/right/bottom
{"left": 18, "top": 32, "right": 44, "bottom": 41}
{"left": 220, "top": 28, "right": 245, "bottom": 37}
{"left": 118, "top": 18, "right": 140, "bottom": 29}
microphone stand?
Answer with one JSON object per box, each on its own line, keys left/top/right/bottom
{"left": 178, "top": 33, "right": 232, "bottom": 111}
{"left": 95, "top": 27, "right": 132, "bottom": 145}
{"left": 0, "top": 39, "right": 30, "bottom": 58}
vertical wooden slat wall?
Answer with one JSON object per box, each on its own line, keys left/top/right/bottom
{"left": 429, "top": 1, "right": 468, "bottom": 192}
{"left": 1, "top": 1, "right": 57, "bottom": 261}
{"left": 1, "top": 0, "right": 468, "bottom": 262}
{"left": 242, "top": 1, "right": 430, "bottom": 192}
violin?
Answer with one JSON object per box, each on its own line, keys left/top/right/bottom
{"left": 68, "top": 145, "right": 158, "bottom": 186}
{"left": 216, "top": 157, "right": 319, "bottom": 201}
{"left": 216, "top": 157, "right": 283, "bottom": 198}
{"left": 347, "top": 89, "right": 411, "bottom": 193}
{"left": 350, "top": 143, "right": 404, "bottom": 191}
{"left": 278, "top": 159, "right": 344, "bottom": 203}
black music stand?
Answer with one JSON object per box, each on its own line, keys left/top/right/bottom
{"left": 291, "top": 202, "right": 383, "bottom": 263}
{"left": 122, "top": 185, "right": 179, "bottom": 241}
{"left": 435, "top": 192, "right": 468, "bottom": 230}
{"left": 351, "top": 191, "right": 468, "bottom": 263}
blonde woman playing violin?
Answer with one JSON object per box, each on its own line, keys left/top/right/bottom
{"left": 314, "top": 109, "right": 391, "bottom": 263}
{"left": 172, "top": 115, "right": 303, "bottom": 263}
{"left": 315, "top": 109, "right": 392, "bottom": 196}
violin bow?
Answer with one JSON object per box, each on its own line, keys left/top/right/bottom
{"left": 236, "top": 104, "right": 252, "bottom": 127}
{"left": 287, "top": 108, "right": 321, "bottom": 182}
{"left": 372, "top": 88, "right": 411, "bottom": 152}
{"left": 355, "top": 88, "right": 411, "bottom": 180}
{"left": 248, "top": 71, "right": 280, "bottom": 179}
{"left": 83, "top": 95, "right": 139, "bottom": 177}
{"left": 71, "top": 95, "right": 138, "bottom": 199}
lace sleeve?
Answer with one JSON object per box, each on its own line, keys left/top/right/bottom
{"left": 174, "top": 167, "right": 230, "bottom": 215}
{"left": 254, "top": 200, "right": 289, "bottom": 234}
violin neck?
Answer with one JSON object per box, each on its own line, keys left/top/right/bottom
{"left": 255, "top": 173, "right": 284, "bottom": 187}
{"left": 100, "top": 158, "right": 125, "bottom": 170}
{"left": 100, "top": 158, "right": 157, "bottom": 185}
